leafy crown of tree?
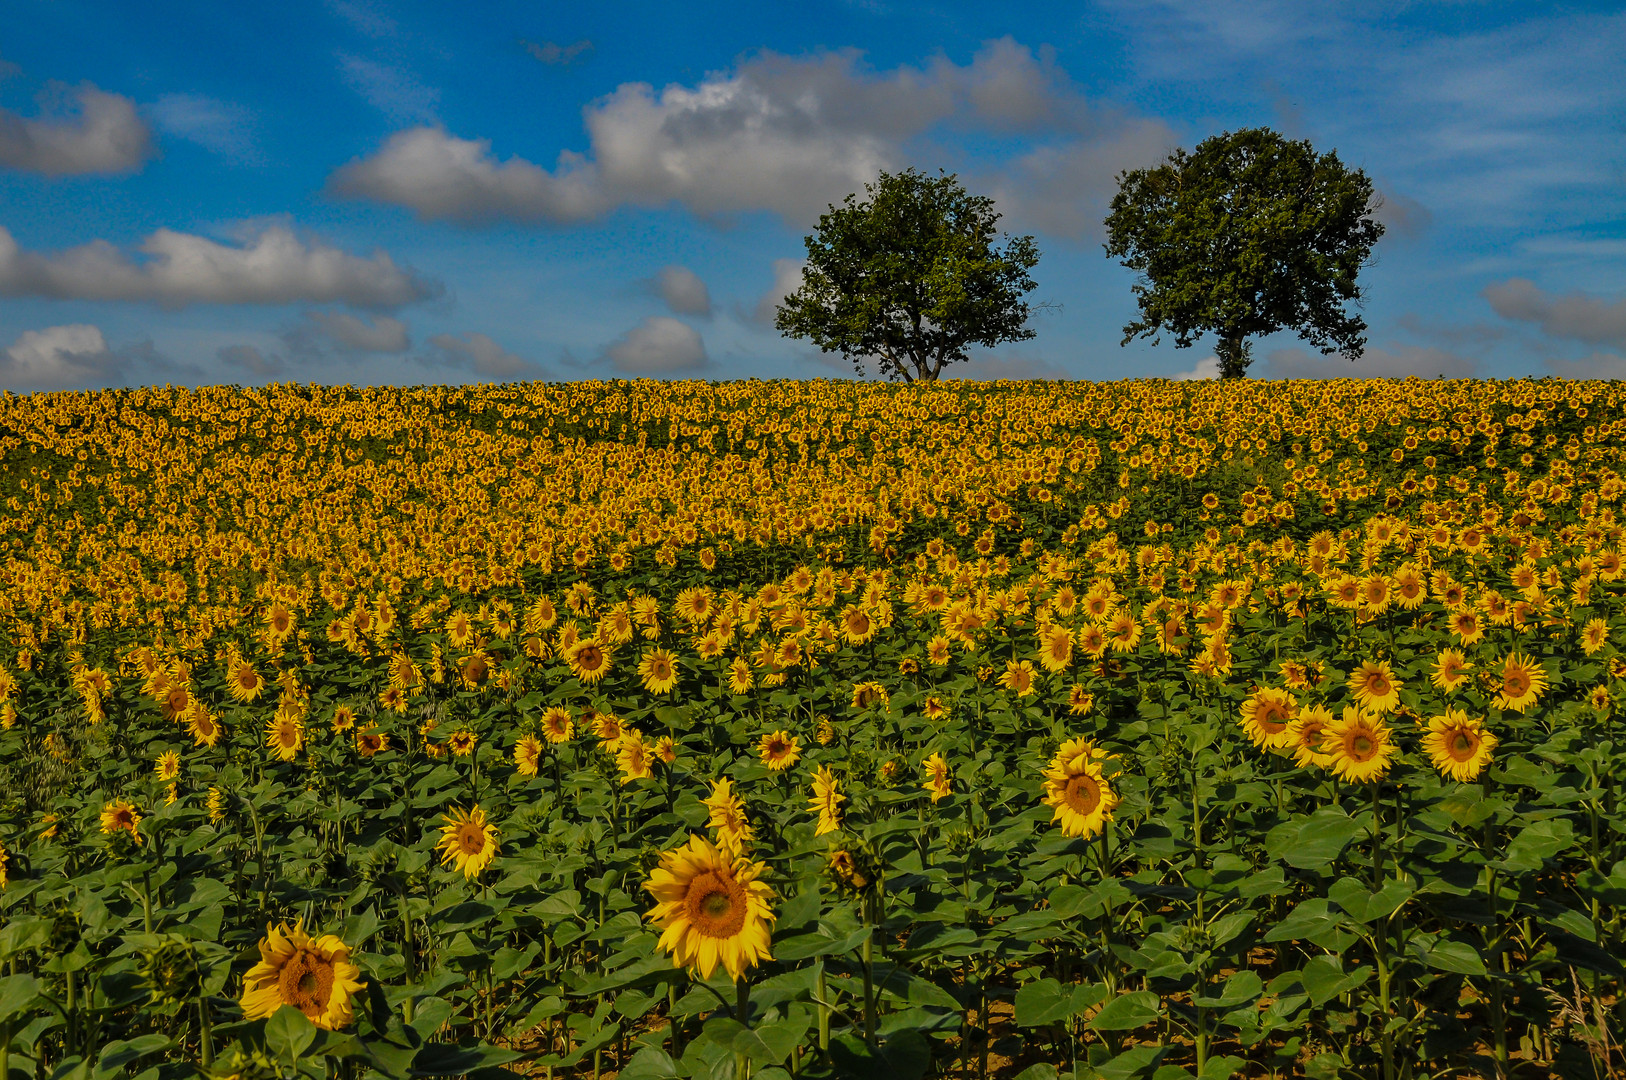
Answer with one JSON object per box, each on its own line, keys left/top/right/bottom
{"left": 1103, "top": 126, "right": 1386, "bottom": 379}
{"left": 776, "top": 168, "right": 1041, "bottom": 383}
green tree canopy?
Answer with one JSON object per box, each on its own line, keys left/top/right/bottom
{"left": 1103, "top": 127, "right": 1386, "bottom": 379}
{"left": 776, "top": 168, "right": 1041, "bottom": 382}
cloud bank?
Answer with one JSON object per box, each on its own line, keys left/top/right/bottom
{"left": 0, "top": 82, "right": 152, "bottom": 175}
{"left": 1484, "top": 278, "right": 1626, "bottom": 350}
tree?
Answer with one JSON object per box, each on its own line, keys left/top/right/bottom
{"left": 1103, "top": 127, "right": 1385, "bottom": 379}
{"left": 776, "top": 169, "right": 1041, "bottom": 382}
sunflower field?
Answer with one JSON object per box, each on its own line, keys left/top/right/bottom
{"left": 0, "top": 377, "right": 1624, "bottom": 1080}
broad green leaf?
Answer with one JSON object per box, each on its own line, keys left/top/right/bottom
{"left": 1088, "top": 990, "right": 1161, "bottom": 1032}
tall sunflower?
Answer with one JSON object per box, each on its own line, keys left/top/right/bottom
{"left": 808, "top": 765, "right": 843, "bottom": 836}
{"left": 1320, "top": 707, "right": 1398, "bottom": 783}
{"left": 240, "top": 921, "right": 364, "bottom": 1030}
{"left": 643, "top": 834, "right": 775, "bottom": 981}
{"left": 1422, "top": 709, "right": 1498, "bottom": 782}
{"left": 1041, "top": 738, "right": 1119, "bottom": 838}
{"left": 437, "top": 805, "right": 499, "bottom": 879}
{"left": 1238, "top": 686, "right": 1298, "bottom": 751}
{"left": 1347, "top": 660, "right": 1402, "bottom": 714}
{"left": 1492, "top": 651, "right": 1548, "bottom": 713}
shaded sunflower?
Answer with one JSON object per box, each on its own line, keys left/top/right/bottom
{"left": 540, "top": 706, "right": 574, "bottom": 744}
{"left": 1430, "top": 650, "right": 1472, "bottom": 693}
{"left": 1287, "top": 705, "right": 1338, "bottom": 770}
{"left": 654, "top": 735, "right": 678, "bottom": 764}
{"left": 758, "top": 730, "right": 802, "bottom": 771}
{"left": 593, "top": 711, "right": 624, "bottom": 752}
{"left": 331, "top": 705, "right": 357, "bottom": 732}
{"left": 1448, "top": 610, "right": 1484, "bottom": 646}
{"left": 925, "top": 635, "right": 952, "bottom": 665}
{"left": 1041, "top": 737, "right": 1119, "bottom": 838}
{"left": 1347, "top": 660, "right": 1402, "bottom": 714}
{"left": 727, "top": 657, "right": 754, "bottom": 695}
{"left": 1492, "top": 652, "right": 1548, "bottom": 713}
{"left": 808, "top": 765, "right": 843, "bottom": 836}
{"left": 567, "top": 640, "right": 614, "bottom": 684}
{"left": 643, "top": 834, "right": 775, "bottom": 981}
{"left": 1035, "top": 624, "right": 1074, "bottom": 673}
{"left": 922, "top": 695, "right": 948, "bottom": 721}
{"left": 447, "top": 729, "right": 478, "bottom": 757}
{"left": 355, "top": 731, "right": 388, "bottom": 757}
{"left": 265, "top": 715, "right": 303, "bottom": 762}
{"left": 850, "top": 681, "right": 889, "bottom": 710}
{"left": 617, "top": 729, "right": 653, "bottom": 784}
{"left": 514, "top": 734, "right": 543, "bottom": 776}
{"left": 1068, "top": 685, "right": 1095, "bottom": 716}
{"left": 920, "top": 752, "right": 952, "bottom": 803}
{"left": 240, "top": 921, "right": 364, "bottom": 1030}
{"left": 1320, "top": 707, "right": 1398, "bottom": 783}
{"left": 227, "top": 660, "right": 266, "bottom": 703}
{"left": 1422, "top": 708, "right": 1497, "bottom": 782}
{"left": 703, "top": 777, "right": 753, "bottom": 848}
{"left": 1581, "top": 617, "right": 1610, "bottom": 656}
{"left": 99, "top": 799, "right": 142, "bottom": 842}
{"left": 437, "top": 805, "right": 499, "bottom": 879}
{"left": 154, "top": 750, "right": 181, "bottom": 782}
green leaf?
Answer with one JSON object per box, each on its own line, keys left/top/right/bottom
{"left": 1300, "top": 955, "right": 1371, "bottom": 1006}
{"left": 265, "top": 1004, "right": 319, "bottom": 1061}
{"left": 1266, "top": 810, "right": 1363, "bottom": 871}
{"left": 1327, "top": 877, "right": 1413, "bottom": 923}
{"left": 411, "top": 1042, "right": 526, "bottom": 1075}
{"left": 828, "top": 1029, "right": 932, "bottom": 1080}
{"left": 1014, "top": 979, "right": 1069, "bottom": 1027}
{"left": 1088, "top": 990, "right": 1161, "bottom": 1032}
{"left": 618, "top": 1047, "right": 684, "bottom": 1080}
{"left": 92, "top": 1034, "right": 174, "bottom": 1079}
{"left": 0, "top": 974, "right": 40, "bottom": 1024}
{"left": 1420, "top": 938, "right": 1486, "bottom": 977}
{"left": 1193, "top": 970, "right": 1262, "bottom": 1010}
{"left": 1199, "top": 1054, "right": 1247, "bottom": 1080}
{"left": 1093, "top": 1042, "right": 1170, "bottom": 1080}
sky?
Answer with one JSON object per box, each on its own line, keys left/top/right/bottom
{"left": 1, "top": 0, "right": 1624, "bottom": 391}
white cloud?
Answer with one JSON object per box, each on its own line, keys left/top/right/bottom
{"left": 339, "top": 54, "right": 440, "bottom": 124}
{"left": 1483, "top": 278, "right": 1626, "bottom": 349}
{"left": 1170, "top": 354, "right": 1220, "bottom": 380}
{"left": 306, "top": 311, "right": 410, "bottom": 352}
{"left": 603, "top": 316, "right": 709, "bottom": 374}
{"left": 1262, "top": 344, "right": 1476, "bottom": 380}
{"left": 148, "top": 94, "right": 257, "bottom": 160}
{"left": 2, "top": 324, "right": 121, "bottom": 390}
{"left": 330, "top": 37, "right": 1175, "bottom": 235}
{"left": 429, "top": 332, "right": 537, "bottom": 379}
{"left": 653, "top": 265, "right": 711, "bottom": 316}
{"left": 750, "top": 258, "right": 806, "bottom": 324}
{"left": 0, "top": 82, "right": 152, "bottom": 176}
{"left": 0, "top": 223, "right": 437, "bottom": 308}
{"left": 1547, "top": 352, "right": 1626, "bottom": 380}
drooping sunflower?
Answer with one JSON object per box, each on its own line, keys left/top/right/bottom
{"left": 1492, "top": 652, "right": 1548, "bottom": 713}
{"left": 240, "top": 921, "right": 364, "bottom": 1030}
{"left": 1287, "top": 705, "right": 1339, "bottom": 770}
{"left": 1430, "top": 650, "right": 1472, "bottom": 693}
{"left": 758, "top": 730, "right": 802, "bottom": 771}
{"left": 1035, "top": 624, "right": 1074, "bottom": 673}
{"left": 437, "top": 805, "right": 499, "bottom": 879}
{"left": 1238, "top": 686, "right": 1298, "bottom": 751}
{"left": 99, "top": 799, "right": 142, "bottom": 842}
{"left": 1422, "top": 708, "right": 1498, "bottom": 782}
{"left": 540, "top": 706, "right": 574, "bottom": 744}
{"left": 643, "top": 834, "right": 775, "bottom": 981}
{"left": 925, "top": 635, "right": 952, "bottom": 665}
{"left": 639, "top": 648, "right": 680, "bottom": 695}
{"left": 1041, "top": 738, "right": 1120, "bottom": 839}
{"left": 920, "top": 752, "right": 952, "bottom": 803}
{"left": 1320, "top": 707, "right": 1398, "bottom": 783}
{"left": 567, "top": 640, "right": 614, "bottom": 684}
{"left": 1347, "top": 660, "right": 1402, "bottom": 714}
{"left": 265, "top": 715, "right": 303, "bottom": 762}
{"left": 851, "top": 682, "right": 889, "bottom": 710}
{"left": 703, "top": 777, "right": 753, "bottom": 848}
{"left": 1068, "top": 685, "right": 1095, "bottom": 716}
{"left": 184, "top": 703, "right": 222, "bottom": 748}
{"left": 514, "top": 734, "right": 543, "bottom": 776}
{"left": 654, "top": 735, "right": 678, "bottom": 764}
{"left": 808, "top": 765, "right": 843, "bottom": 836}
{"left": 922, "top": 695, "right": 948, "bottom": 721}
{"left": 617, "top": 729, "right": 653, "bottom": 784}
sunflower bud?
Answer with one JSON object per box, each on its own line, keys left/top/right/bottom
{"left": 136, "top": 936, "right": 202, "bottom": 1010}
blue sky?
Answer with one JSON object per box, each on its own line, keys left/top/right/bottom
{"left": 1, "top": 0, "right": 1623, "bottom": 390}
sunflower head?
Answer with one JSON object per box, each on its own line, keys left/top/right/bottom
{"left": 1320, "top": 707, "right": 1398, "bottom": 784}
{"left": 1422, "top": 708, "right": 1497, "bottom": 782}
{"left": 240, "top": 921, "right": 365, "bottom": 1030}
{"left": 437, "top": 805, "right": 500, "bottom": 879}
{"left": 644, "top": 834, "right": 775, "bottom": 981}
{"left": 1041, "top": 738, "right": 1120, "bottom": 839}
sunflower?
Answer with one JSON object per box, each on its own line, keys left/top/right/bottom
{"left": 154, "top": 750, "right": 181, "bottom": 782}
{"left": 1041, "top": 738, "right": 1119, "bottom": 839}
{"left": 99, "top": 799, "right": 142, "bottom": 842}
{"left": 703, "top": 778, "right": 753, "bottom": 848}
{"left": 1287, "top": 705, "right": 1339, "bottom": 769}
{"left": 851, "top": 682, "right": 889, "bottom": 710}
{"left": 1077, "top": 623, "right": 1108, "bottom": 658}
{"left": 240, "top": 921, "right": 364, "bottom": 1030}
{"left": 727, "top": 657, "right": 754, "bottom": 695}
{"left": 921, "top": 752, "right": 952, "bottom": 803}
{"left": 1068, "top": 685, "right": 1095, "bottom": 716}
{"left": 514, "top": 734, "right": 543, "bottom": 776}
{"left": 207, "top": 787, "right": 226, "bottom": 824}
{"left": 567, "top": 640, "right": 614, "bottom": 684}
{"left": 1581, "top": 617, "right": 1610, "bottom": 656}
{"left": 1320, "top": 707, "right": 1398, "bottom": 783}
{"left": 1448, "top": 610, "right": 1484, "bottom": 646}
{"left": 638, "top": 648, "right": 679, "bottom": 695}
{"left": 378, "top": 686, "right": 409, "bottom": 714}
{"left": 1347, "top": 660, "right": 1402, "bottom": 714}
{"left": 1492, "top": 652, "right": 1548, "bottom": 713}
{"left": 1422, "top": 708, "right": 1498, "bottom": 782}
{"left": 758, "top": 730, "right": 802, "bottom": 771}
{"left": 265, "top": 715, "right": 303, "bottom": 761}
{"left": 808, "top": 765, "right": 843, "bottom": 836}
{"left": 445, "top": 611, "right": 476, "bottom": 649}
{"left": 540, "top": 707, "right": 574, "bottom": 744}
{"left": 644, "top": 834, "right": 775, "bottom": 981}
{"left": 998, "top": 659, "right": 1038, "bottom": 697}
{"left": 593, "top": 711, "right": 624, "bottom": 752}
{"left": 654, "top": 735, "right": 678, "bottom": 764}
{"left": 1430, "top": 650, "right": 1472, "bottom": 693}
{"left": 1104, "top": 610, "right": 1142, "bottom": 653}
{"left": 1238, "top": 687, "right": 1298, "bottom": 751}
{"left": 447, "top": 729, "right": 478, "bottom": 757}
{"left": 227, "top": 660, "right": 266, "bottom": 703}
{"left": 355, "top": 731, "right": 388, "bottom": 757}
{"left": 922, "top": 695, "right": 948, "bottom": 721}
{"left": 437, "top": 805, "right": 499, "bottom": 879}
{"left": 925, "top": 635, "right": 952, "bottom": 666}
{"left": 1035, "top": 624, "right": 1074, "bottom": 673}
{"left": 841, "top": 605, "right": 876, "bottom": 645}
{"left": 1588, "top": 685, "right": 1612, "bottom": 714}
{"left": 617, "top": 729, "right": 653, "bottom": 784}
{"left": 331, "top": 706, "right": 357, "bottom": 732}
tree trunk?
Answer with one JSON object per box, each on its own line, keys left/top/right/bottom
{"left": 1215, "top": 335, "right": 1253, "bottom": 379}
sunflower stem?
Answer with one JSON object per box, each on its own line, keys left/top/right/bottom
{"left": 198, "top": 995, "right": 213, "bottom": 1068}
{"left": 861, "top": 931, "right": 876, "bottom": 1044}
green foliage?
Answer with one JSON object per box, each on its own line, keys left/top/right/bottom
{"left": 1103, "top": 127, "right": 1385, "bottom": 378}
{"left": 776, "top": 169, "right": 1041, "bottom": 382}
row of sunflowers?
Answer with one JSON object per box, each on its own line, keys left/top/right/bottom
{"left": 1, "top": 378, "right": 1624, "bottom": 1080}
